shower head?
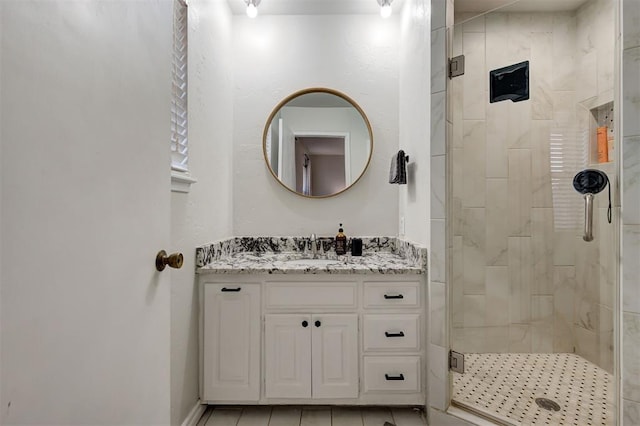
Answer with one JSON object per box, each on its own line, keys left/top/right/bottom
{"left": 573, "top": 169, "right": 609, "bottom": 195}
{"left": 573, "top": 169, "right": 612, "bottom": 242}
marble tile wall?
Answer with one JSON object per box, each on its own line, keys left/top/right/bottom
{"left": 427, "top": 0, "right": 450, "bottom": 415}
{"left": 622, "top": 0, "right": 640, "bottom": 422}
{"left": 574, "top": 0, "right": 617, "bottom": 374}
{"left": 449, "top": 2, "right": 617, "bottom": 374}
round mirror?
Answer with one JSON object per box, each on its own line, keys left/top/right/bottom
{"left": 263, "top": 88, "right": 373, "bottom": 198}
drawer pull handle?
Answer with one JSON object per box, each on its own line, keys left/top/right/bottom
{"left": 315, "top": 320, "right": 321, "bottom": 327}
{"left": 302, "top": 320, "right": 309, "bottom": 328}
{"left": 385, "top": 373, "right": 405, "bottom": 381}
{"left": 221, "top": 287, "right": 241, "bottom": 292}
{"left": 384, "top": 294, "right": 404, "bottom": 299}
{"left": 385, "top": 331, "right": 405, "bottom": 337}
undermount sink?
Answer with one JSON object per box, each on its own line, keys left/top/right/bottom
{"left": 281, "top": 258, "right": 340, "bottom": 267}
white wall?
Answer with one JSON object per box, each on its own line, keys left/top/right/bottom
{"left": 1, "top": 1, "right": 173, "bottom": 423}
{"left": 170, "top": 1, "right": 234, "bottom": 424}
{"left": 232, "top": 15, "right": 400, "bottom": 237}
{"left": 399, "top": 0, "right": 431, "bottom": 246}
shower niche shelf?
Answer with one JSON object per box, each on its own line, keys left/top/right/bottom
{"left": 586, "top": 101, "right": 615, "bottom": 166}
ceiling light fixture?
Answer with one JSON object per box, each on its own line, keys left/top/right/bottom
{"left": 378, "top": 0, "right": 393, "bottom": 18}
{"left": 245, "top": 0, "right": 260, "bottom": 18}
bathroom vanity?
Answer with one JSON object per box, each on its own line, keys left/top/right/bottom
{"left": 196, "top": 237, "right": 427, "bottom": 406}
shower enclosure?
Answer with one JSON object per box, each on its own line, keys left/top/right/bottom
{"left": 447, "top": 0, "right": 619, "bottom": 424}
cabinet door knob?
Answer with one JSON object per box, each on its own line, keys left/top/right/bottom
{"left": 315, "top": 320, "right": 321, "bottom": 327}
{"left": 302, "top": 320, "right": 309, "bottom": 328}
{"left": 385, "top": 331, "right": 405, "bottom": 337}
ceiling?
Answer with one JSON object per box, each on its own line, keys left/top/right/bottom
{"left": 227, "top": 0, "right": 406, "bottom": 15}
{"left": 227, "top": 0, "right": 589, "bottom": 16}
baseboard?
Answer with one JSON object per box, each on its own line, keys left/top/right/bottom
{"left": 181, "top": 400, "right": 207, "bottom": 426}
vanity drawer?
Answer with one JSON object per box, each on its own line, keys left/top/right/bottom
{"left": 363, "top": 356, "right": 420, "bottom": 392}
{"left": 363, "top": 282, "right": 420, "bottom": 308}
{"left": 265, "top": 282, "right": 357, "bottom": 309}
{"left": 363, "top": 314, "right": 420, "bottom": 351}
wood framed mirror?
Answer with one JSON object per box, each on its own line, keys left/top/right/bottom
{"left": 263, "top": 88, "right": 373, "bottom": 198}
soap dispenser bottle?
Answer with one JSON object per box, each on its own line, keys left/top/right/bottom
{"left": 335, "top": 223, "right": 347, "bottom": 255}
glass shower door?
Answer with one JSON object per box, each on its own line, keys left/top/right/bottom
{"left": 447, "top": 1, "right": 619, "bottom": 424}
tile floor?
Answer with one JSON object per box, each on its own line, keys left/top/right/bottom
{"left": 197, "top": 406, "right": 426, "bottom": 426}
{"left": 452, "top": 353, "right": 614, "bottom": 425}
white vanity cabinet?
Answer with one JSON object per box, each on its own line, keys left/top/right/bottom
{"left": 200, "top": 274, "right": 426, "bottom": 406}
{"left": 201, "top": 283, "right": 261, "bottom": 402}
{"left": 264, "top": 313, "right": 358, "bottom": 399}
{"left": 361, "top": 281, "right": 423, "bottom": 398}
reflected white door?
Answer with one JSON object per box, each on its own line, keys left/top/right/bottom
{"left": 276, "top": 118, "right": 296, "bottom": 187}
{"left": 279, "top": 123, "right": 297, "bottom": 189}
{"left": 277, "top": 118, "right": 284, "bottom": 178}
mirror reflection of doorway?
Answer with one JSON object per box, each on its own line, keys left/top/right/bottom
{"left": 263, "top": 88, "right": 372, "bottom": 197}
{"left": 294, "top": 135, "right": 347, "bottom": 197}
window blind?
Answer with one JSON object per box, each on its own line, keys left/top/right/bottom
{"left": 171, "top": 0, "right": 188, "bottom": 172}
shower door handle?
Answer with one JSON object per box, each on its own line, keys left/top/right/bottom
{"left": 583, "top": 193, "right": 594, "bottom": 242}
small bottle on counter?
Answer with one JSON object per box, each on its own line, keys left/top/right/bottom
{"left": 335, "top": 223, "right": 347, "bottom": 255}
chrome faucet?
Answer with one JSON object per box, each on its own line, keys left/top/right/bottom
{"left": 309, "top": 233, "right": 318, "bottom": 258}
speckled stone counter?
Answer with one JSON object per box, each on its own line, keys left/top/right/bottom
{"left": 196, "top": 237, "right": 427, "bottom": 275}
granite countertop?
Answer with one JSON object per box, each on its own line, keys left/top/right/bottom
{"left": 195, "top": 237, "right": 427, "bottom": 275}
{"left": 197, "top": 251, "right": 424, "bottom": 275}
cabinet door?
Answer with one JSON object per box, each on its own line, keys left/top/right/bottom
{"left": 265, "top": 314, "right": 312, "bottom": 398}
{"left": 202, "top": 284, "right": 260, "bottom": 401}
{"left": 311, "top": 314, "right": 359, "bottom": 398}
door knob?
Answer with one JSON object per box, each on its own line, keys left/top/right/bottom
{"left": 315, "top": 320, "right": 321, "bottom": 327}
{"left": 302, "top": 320, "right": 309, "bottom": 328}
{"left": 155, "top": 250, "right": 183, "bottom": 271}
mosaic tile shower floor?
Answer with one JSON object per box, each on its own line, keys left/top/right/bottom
{"left": 452, "top": 353, "right": 614, "bottom": 425}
